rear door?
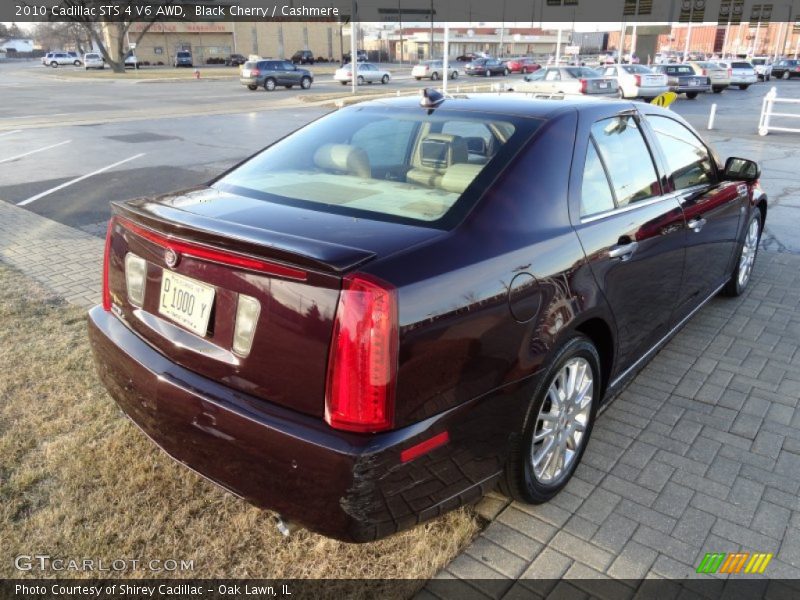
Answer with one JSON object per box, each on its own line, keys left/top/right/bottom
{"left": 570, "top": 109, "right": 686, "bottom": 371}
{"left": 642, "top": 113, "right": 744, "bottom": 320}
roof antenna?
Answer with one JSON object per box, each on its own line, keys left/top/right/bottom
{"left": 420, "top": 88, "right": 445, "bottom": 108}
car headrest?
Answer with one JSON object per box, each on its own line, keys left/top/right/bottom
{"left": 418, "top": 134, "right": 469, "bottom": 169}
{"left": 313, "top": 144, "right": 371, "bottom": 178}
{"left": 440, "top": 163, "right": 483, "bottom": 194}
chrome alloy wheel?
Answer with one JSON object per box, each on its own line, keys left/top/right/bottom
{"left": 531, "top": 357, "right": 594, "bottom": 484}
{"left": 738, "top": 218, "right": 759, "bottom": 288}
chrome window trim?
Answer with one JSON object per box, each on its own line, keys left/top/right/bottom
{"left": 579, "top": 191, "right": 683, "bottom": 224}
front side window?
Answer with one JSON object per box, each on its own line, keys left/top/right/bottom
{"left": 545, "top": 69, "right": 561, "bottom": 81}
{"left": 214, "top": 107, "right": 538, "bottom": 227}
{"left": 647, "top": 116, "right": 716, "bottom": 191}
{"left": 590, "top": 116, "right": 660, "bottom": 207}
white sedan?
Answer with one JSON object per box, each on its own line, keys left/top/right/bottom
{"left": 600, "top": 64, "right": 669, "bottom": 99}
{"left": 412, "top": 60, "right": 458, "bottom": 81}
{"left": 334, "top": 62, "right": 390, "bottom": 85}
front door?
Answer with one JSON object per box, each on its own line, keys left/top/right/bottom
{"left": 643, "top": 114, "right": 744, "bottom": 322}
{"left": 571, "top": 113, "right": 686, "bottom": 373}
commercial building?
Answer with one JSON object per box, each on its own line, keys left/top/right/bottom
{"left": 102, "top": 21, "right": 347, "bottom": 65}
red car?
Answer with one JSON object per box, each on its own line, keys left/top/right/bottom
{"left": 506, "top": 57, "right": 541, "bottom": 74}
{"left": 89, "top": 94, "right": 766, "bottom": 542}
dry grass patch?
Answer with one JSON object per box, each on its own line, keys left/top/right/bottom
{"left": 0, "top": 263, "right": 481, "bottom": 591}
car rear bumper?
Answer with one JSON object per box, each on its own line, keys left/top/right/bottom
{"left": 672, "top": 84, "right": 712, "bottom": 93}
{"left": 731, "top": 76, "right": 757, "bottom": 84}
{"left": 88, "top": 306, "right": 527, "bottom": 542}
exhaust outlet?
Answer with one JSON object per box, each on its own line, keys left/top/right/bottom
{"left": 275, "top": 515, "right": 298, "bottom": 537}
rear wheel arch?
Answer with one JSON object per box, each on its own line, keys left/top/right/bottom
{"left": 756, "top": 197, "right": 767, "bottom": 234}
{"left": 573, "top": 317, "right": 614, "bottom": 399}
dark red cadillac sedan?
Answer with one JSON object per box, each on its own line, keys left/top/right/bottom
{"left": 88, "top": 93, "right": 766, "bottom": 542}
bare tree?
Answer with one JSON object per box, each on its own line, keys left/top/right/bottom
{"left": 46, "top": 0, "right": 173, "bottom": 72}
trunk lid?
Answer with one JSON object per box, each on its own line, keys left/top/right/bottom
{"left": 106, "top": 186, "right": 446, "bottom": 418}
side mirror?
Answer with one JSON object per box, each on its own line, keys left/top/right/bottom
{"left": 724, "top": 157, "right": 760, "bottom": 182}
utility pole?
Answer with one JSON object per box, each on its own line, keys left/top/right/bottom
{"left": 429, "top": 0, "right": 434, "bottom": 59}
{"left": 351, "top": 0, "right": 357, "bottom": 95}
{"left": 398, "top": 0, "right": 403, "bottom": 64}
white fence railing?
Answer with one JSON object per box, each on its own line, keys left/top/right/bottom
{"left": 759, "top": 87, "right": 800, "bottom": 136}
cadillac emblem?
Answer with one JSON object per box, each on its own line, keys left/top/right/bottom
{"left": 164, "top": 248, "right": 179, "bottom": 268}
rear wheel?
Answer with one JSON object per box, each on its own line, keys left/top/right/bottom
{"left": 357, "top": 75, "right": 365, "bottom": 85}
{"left": 264, "top": 78, "right": 276, "bottom": 91}
{"left": 340, "top": 81, "right": 348, "bottom": 85}
{"left": 73, "top": 60, "right": 81, "bottom": 66}
{"left": 739, "top": 84, "right": 750, "bottom": 90}
{"left": 451, "top": 71, "right": 458, "bottom": 79}
{"left": 686, "top": 92, "right": 698, "bottom": 99}
{"left": 415, "top": 77, "right": 421, "bottom": 81}
{"left": 247, "top": 84, "right": 257, "bottom": 91}
{"left": 50, "top": 61, "right": 58, "bottom": 68}
{"left": 485, "top": 70, "right": 491, "bottom": 77}
{"left": 503, "top": 68, "right": 509, "bottom": 76}
{"left": 300, "top": 76, "right": 312, "bottom": 89}
{"left": 713, "top": 87, "right": 724, "bottom": 93}
{"left": 783, "top": 71, "right": 790, "bottom": 80}
{"left": 431, "top": 71, "right": 439, "bottom": 81}
{"left": 499, "top": 335, "right": 600, "bottom": 503}
{"left": 722, "top": 211, "right": 761, "bottom": 297}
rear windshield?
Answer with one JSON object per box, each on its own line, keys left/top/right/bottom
{"left": 731, "top": 62, "right": 752, "bottom": 68}
{"left": 243, "top": 61, "right": 258, "bottom": 69}
{"left": 622, "top": 65, "right": 653, "bottom": 74}
{"left": 85, "top": 54, "right": 100, "bottom": 59}
{"left": 751, "top": 58, "right": 766, "bottom": 65}
{"left": 214, "top": 106, "right": 541, "bottom": 228}
{"left": 177, "top": 51, "right": 191, "bottom": 58}
{"left": 566, "top": 67, "right": 601, "bottom": 77}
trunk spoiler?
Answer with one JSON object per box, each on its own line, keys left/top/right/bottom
{"left": 112, "top": 200, "right": 376, "bottom": 274}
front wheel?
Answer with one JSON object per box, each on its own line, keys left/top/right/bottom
{"left": 503, "top": 68, "right": 509, "bottom": 76}
{"left": 357, "top": 75, "right": 365, "bottom": 85}
{"left": 499, "top": 335, "right": 600, "bottom": 503}
{"left": 739, "top": 84, "right": 750, "bottom": 90}
{"left": 783, "top": 71, "right": 790, "bottom": 80}
{"left": 431, "top": 71, "right": 439, "bottom": 81}
{"left": 300, "top": 76, "right": 312, "bottom": 89}
{"left": 722, "top": 211, "right": 761, "bottom": 297}
{"left": 247, "top": 84, "right": 257, "bottom": 91}
{"left": 381, "top": 74, "right": 389, "bottom": 84}
{"left": 485, "top": 70, "right": 491, "bottom": 77}
{"left": 451, "top": 71, "right": 458, "bottom": 80}
{"left": 686, "top": 92, "right": 698, "bottom": 99}
{"left": 74, "top": 60, "right": 81, "bottom": 66}
{"left": 50, "top": 62, "right": 58, "bottom": 68}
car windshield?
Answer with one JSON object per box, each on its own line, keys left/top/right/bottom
{"left": 732, "top": 62, "right": 752, "bottom": 68}
{"left": 622, "top": 65, "right": 652, "bottom": 74}
{"left": 214, "top": 106, "right": 541, "bottom": 228}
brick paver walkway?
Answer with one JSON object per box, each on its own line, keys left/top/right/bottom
{"left": 425, "top": 251, "right": 800, "bottom": 597}
{"left": 1, "top": 201, "right": 799, "bottom": 595}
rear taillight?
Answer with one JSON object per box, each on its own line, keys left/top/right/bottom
{"left": 250, "top": 69, "right": 260, "bottom": 76}
{"left": 579, "top": 78, "right": 588, "bottom": 93}
{"left": 232, "top": 294, "right": 261, "bottom": 356}
{"left": 124, "top": 253, "right": 147, "bottom": 306}
{"left": 325, "top": 273, "right": 398, "bottom": 433}
{"left": 702, "top": 69, "right": 708, "bottom": 76}
{"left": 795, "top": 66, "right": 800, "bottom": 72}
{"left": 634, "top": 74, "right": 642, "bottom": 86}
{"left": 102, "top": 218, "right": 116, "bottom": 311}
{"left": 728, "top": 68, "right": 732, "bottom": 77}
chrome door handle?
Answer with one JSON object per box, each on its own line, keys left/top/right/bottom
{"left": 688, "top": 218, "right": 707, "bottom": 233}
{"left": 608, "top": 241, "right": 639, "bottom": 261}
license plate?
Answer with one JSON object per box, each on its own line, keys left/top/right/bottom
{"left": 599, "top": 82, "right": 609, "bottom": 88}
{"left": 159, "top": 271, "right": 215, "bottom": 336}
{"left": 242, "top": 69, "right": 251, "bottom": 77}
{"left": 689, "top": 80, "right": 698, "bottom": 86}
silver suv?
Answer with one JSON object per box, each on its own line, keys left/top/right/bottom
{"left": 42, "top": 52, "right": 82, "bottom": 67}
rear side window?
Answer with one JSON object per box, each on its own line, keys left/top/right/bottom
{"left": 580, "top": 141, "right": 615, "bottom": 217}
{"left": 647, "top": 116, "right": 716, "bottom": 191}
{"left": 590, "top": 116, "right": 660, "bottom": 207}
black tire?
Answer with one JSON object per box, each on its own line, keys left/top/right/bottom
{"left": 431, "top": 71, "right": 439, "bottom": 81}
{"left": 783, "top": 71, "right": 790, "bottom": 80}
{"left": 686, "top": 92, "right": 698, "bottom": 99}
{"left": 300, "top": 76, "right": 311, "bottom": 89}
{"left": 357, "top": 75, "right": 365, "bottom": 85}
{"left": 381, "top": 74, "right": 389, "bottom": 84}
{"left": 285, "top": 85, "right": 293, "bottom": 89}
{"left": 264, "top": 78, "right": 276, "bottom": 91}
{"left": 499, "top": 334, "right": 601, "bottom": 504}
{"left": 340, "top": 81, "right": 348, "bottom": 85}
{"left": 74, "top": 60, "right": 81, "bottom": 66}
{"left": 522, "top": 67, "right": 528, "bottom": 74}
{"left": 247, "top": 84, "right": 257, "bottom": 91}
{"left": 722, "top": 210, "right": 762, "bottom": 297}
{"left": 415, "top": 77, "right": 421, "bottom": 81}
{"left": 50, "top": 62, "right": 58, "bottom": 68}
{"left": 451, "top": 71, "right": 458, "bottom": 80}
{"left": 713, "top": 87, "right": 723, "bottom": 93}
{"left": 503, "top": 68, "right": 509, "bottom": 76}
{"left": 766, "top": 74, "right": 771, "bottom": 81}
{"left": 739, "top": 84, "right": 749, "bottom": 90}
{"left": 485, "top": 70, "right": 491, "bottom": 78}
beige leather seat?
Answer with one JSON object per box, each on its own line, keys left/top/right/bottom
{"left": 406, "top": 134, "right": 469, "bottom": 189}
{"left": 440, "top": 163, "right": 484, "bottom": 194}
{"left": 313, "top": 143, "right": 371, "bottom": 178}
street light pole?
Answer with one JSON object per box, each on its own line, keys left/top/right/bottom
{"left": 351, "top": 0, "right": 357, "bottom": 95}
